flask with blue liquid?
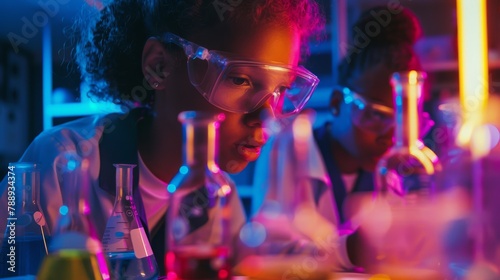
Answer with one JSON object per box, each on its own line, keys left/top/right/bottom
{"left": 0, "top": 162, "right": 50, "bottom": 278}
{"left": 101, "top": 164, "right": 158, "bottom": 279}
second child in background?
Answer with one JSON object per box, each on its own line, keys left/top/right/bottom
{"left": 249, "top": 5, "right": 427, "bottom": 270}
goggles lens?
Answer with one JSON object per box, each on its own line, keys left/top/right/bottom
{"left": 342, "top": 87, "right": 394, "bottom": 133}
{"left": 162, "top": 33, "right": 319, "bottom": 117}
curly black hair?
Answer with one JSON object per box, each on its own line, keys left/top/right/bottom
{"left": 338, "top": 5, "right": 423, "bottom": 87}
{"left": 73, "top": 0, "right": 325, "bottom": 108}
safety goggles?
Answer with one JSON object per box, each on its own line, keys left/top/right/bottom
{"left": 341, "top": 87, "right": 395, "bottom": 134}
{"left": 160, "top": 33, "right": 320, "bottom": 117}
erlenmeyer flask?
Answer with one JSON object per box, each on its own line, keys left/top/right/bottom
{"left": 375, "top": 71, "right": 440, "bottom": 199}
{"left": 370, "top": 71, "right": 444, "bottom": 276}
{"left": 0, "top": 162, "right": 50, "bottom": 278}
{"left": 165, "top": 111, "right": 233, "bottom": 280}
{"left": 37, "top": 154, "right": 111, "bottom": 280}
{"left": 102, "top": 164, "right": 158, "bottom": 279}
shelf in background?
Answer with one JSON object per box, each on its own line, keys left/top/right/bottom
{"left": 46, "top": 102, "right": 122, "bottom": 117}
{"left": 422, "top": 59, "right": 500, "bottom": 72}
{"left": 44, "top": 102, "right": 123, "bottom": 129}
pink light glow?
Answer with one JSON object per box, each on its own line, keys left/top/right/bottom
{"left": 85, "top": 0, "right": 104, "bottom": 10}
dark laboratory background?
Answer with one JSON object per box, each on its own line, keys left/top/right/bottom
{"left": 2, "top": 0, "right": 500, "bottom": 215}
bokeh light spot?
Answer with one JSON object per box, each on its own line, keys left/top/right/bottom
{"left": 486, "top": 124, "right": 500, "bottom": 150}
{"left": 59, "top": 205, "right": 69, "bottom": 215}
{"left": 239, "top": 221, "right": 266, "bottom": 248}
{"left": 179, "top": 166, "right": 188, "bottom": 175}
{"left": 67, "top": 159, "right": 77, "bottom": 171}
{"left": 167, "top": 184, "right": 177, "bottom": 193}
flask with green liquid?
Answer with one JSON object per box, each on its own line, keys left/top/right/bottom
{"left": 37, "top": 153, "right": 111, "bottom": 280}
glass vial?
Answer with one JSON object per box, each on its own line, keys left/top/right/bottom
{"left": 37, "top": 154, "right": 111, "bottom": 280}
{"left": 0, "top": 162, "right": 50, "bottom": 278}
{"left": 102, "top": 164, "right": 158, "bottom": 279}
{"left": 165, "top": 111, "right": 232, "bottom": 280}
{"left": 375, "top": 71, "right": 440, "bottom": 199}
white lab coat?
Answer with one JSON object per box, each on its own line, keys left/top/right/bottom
{"left": 0, "top": 108, "right": 246, "bottom": 275}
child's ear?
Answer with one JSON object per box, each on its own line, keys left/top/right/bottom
{"left": 142, "top": 37, "right": 176, "bottom": 90}
{"left": 329, "top": 89, "right": 343, "bottom": 116}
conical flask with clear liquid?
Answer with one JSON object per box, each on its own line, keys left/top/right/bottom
{"left": 37, "top": 154, "right": 111, "bottom": 280}
{"left": 370, "top": 70, "right": 445, "bottom": 277}
{"left": 102, "top": 164, "right": 158, "bottom": 279}
{"left": 165, "top": 111, "right": 233, "bottom": 280}
{"left": 375, "top": 70, "right": 440, "bottom": 199}
{"left": 0, "top": 162, "right": 50, "bottom": 278}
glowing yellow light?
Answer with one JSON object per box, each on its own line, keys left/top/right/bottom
{"left": 407, "top": 72, "right": 419, "bottom": 155}
{"left": 369, "top": 274, "right": 391, "bottom": 280}
{"left": 207, "top": 123, "right": 216, "bottom": 166}
{"left": 417, "top": 140, "right": 440, "bottom": 168}
{"left": 408, "top": 70, "right": 418, "bottom": 85}
{"left": 266, "top": 65, "right": 288, "bottom": 72}
{"left": 411, "top": 146, "right": 436, "bottom": 175}
{"left": 186, "top": 125, "right": 194, "bottom": 164}
{"left": 217, "top": 184, "right": 231, "bottom": 197}
{"left": 208, "top": 163, "right": 220, "bottom": 173}
{"left": 456, "top": 0, "right": 489, "bottom": 154}
{"left": 471, "top": 125, "right": 493, "bottom": 158}
{"left": 456, "top": 119, "right": 475, "bottom": 147}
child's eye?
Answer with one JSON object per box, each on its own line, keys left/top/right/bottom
{"left": 229, "top": 76, "right": 251, "bottom": 86}
{"left": 370, "top": 110, "right": 385, "bottom": 120}
{"left": 368, "top": 108, "right": 391, "bottom": 121}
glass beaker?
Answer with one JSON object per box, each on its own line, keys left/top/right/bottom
{"left": 437, "top": 100, "right": 500, "bottom": 278}
{"left": 165, "top": 111, "right": 233, "bottom": 280}
{"left": 37, "top": 154, "right": 111, "bottom": 280}
{"left": 102, "top": 164, "right": 158, "bottom": 279}
{"left": 0, "top": 162, "right": 50, "bottom": 278}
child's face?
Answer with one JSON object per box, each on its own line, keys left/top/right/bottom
{"left": 338, "top": 64, "right": 396, "bottom": 171}
{"left": 174, "top": 23, "right": 302, "bottom": 173}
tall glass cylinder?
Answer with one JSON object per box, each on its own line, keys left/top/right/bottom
{"left": 165, "top": 111, "right": 232, "bottom": 280}
{"left": 102, "top": 164, "right": 158, "bottom": 279}
{"left": 0, "top": 162, "right": 50, "bottom": 278}
{"left": 37, "top": 154, "right": 111, "bottom": 280}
